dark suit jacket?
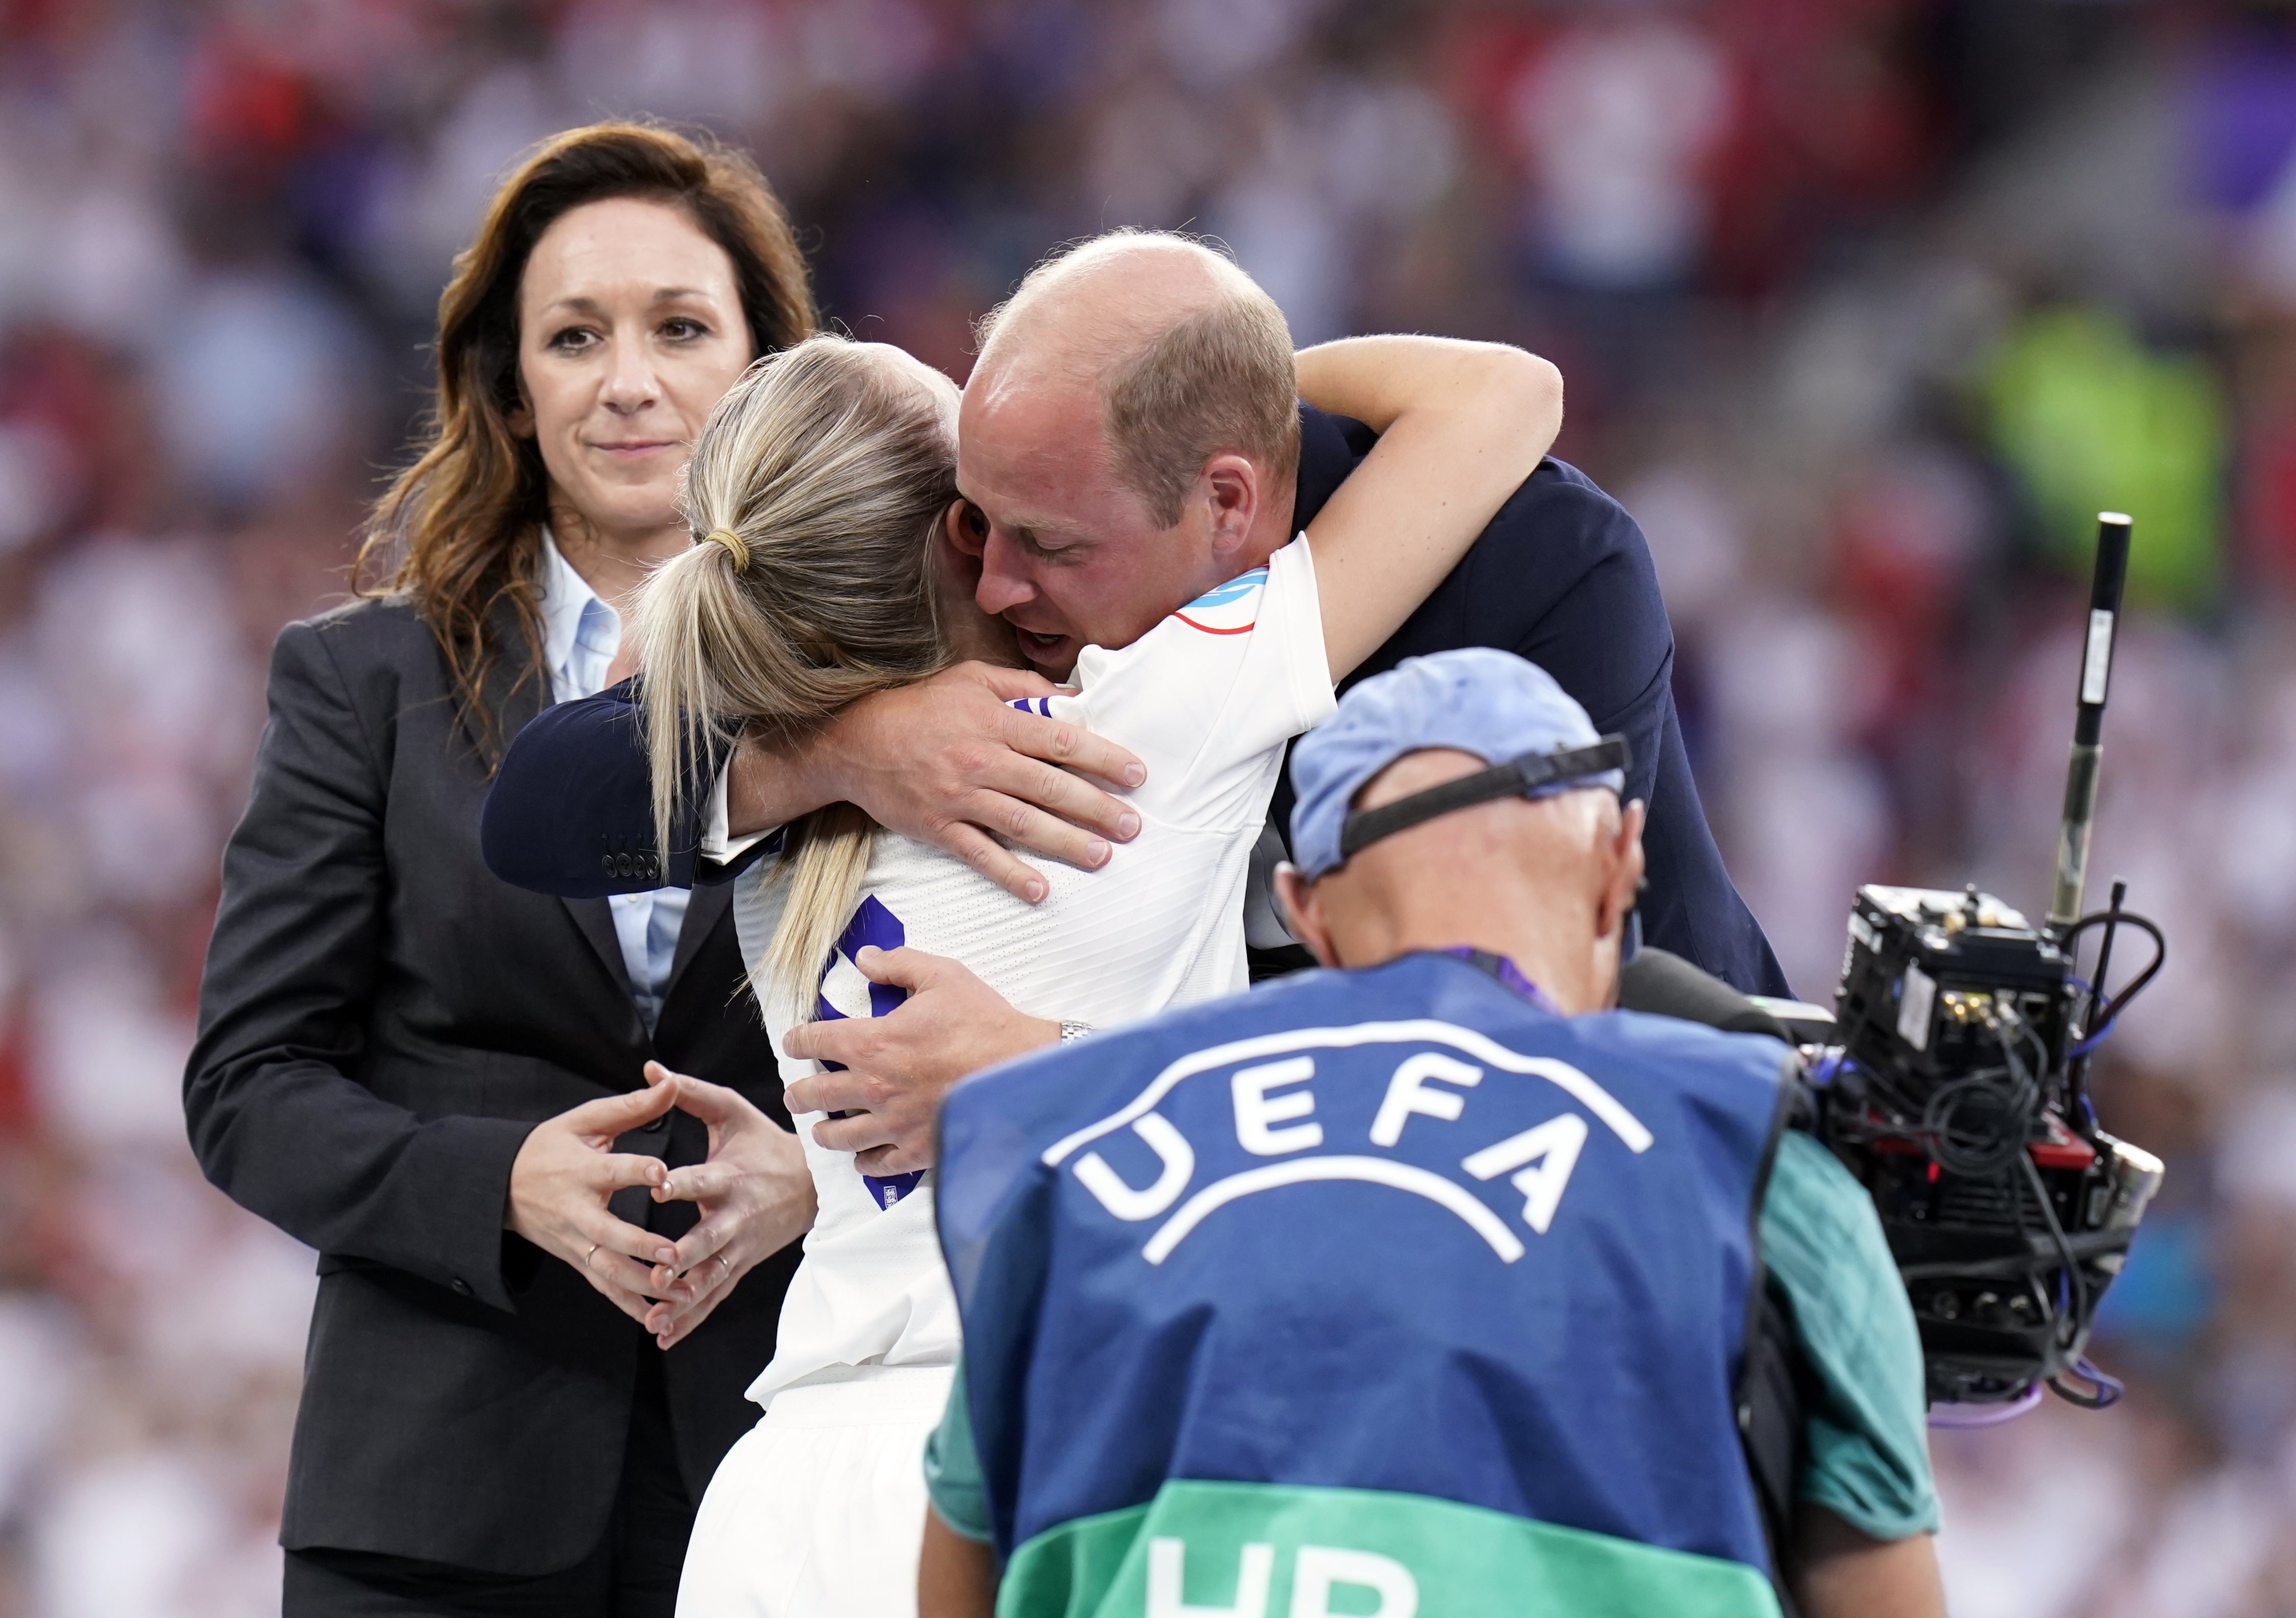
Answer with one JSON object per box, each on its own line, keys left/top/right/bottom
{"left": 479, "top": 406, "right": 1788, "bottom": 997}
{"left": 185, "top": 597, "right": 798, "bottom": 1576}
{"left": 1279, "top": 409, "right": 1788, "bottom": 997}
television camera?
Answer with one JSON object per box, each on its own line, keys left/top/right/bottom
{"left": 1766, "top": 514, "right": 2167, "bottom": 1413}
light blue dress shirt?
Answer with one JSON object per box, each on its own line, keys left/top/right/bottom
{"left": 537, "top": 532, "right": 689, "bottom": 1032}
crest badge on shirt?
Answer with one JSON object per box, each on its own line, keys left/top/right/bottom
{"left": 1174, "top": 567, "right": 1268, "bottom": 636}
{"left": 813, "top": 895, "right": 927, "bottom": 1209}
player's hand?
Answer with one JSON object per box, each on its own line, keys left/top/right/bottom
{"left": 765, "top": 662, "right": 1146, "bottom": 904}
{"left": 782, "top": 947, "right": 1059, "bottom": 1175}
{"left": 505, "top": 1085, "right": 680, "bottom": 1329}
{"left": 640, "top": 1062, "right": 816, "bottom": 1350}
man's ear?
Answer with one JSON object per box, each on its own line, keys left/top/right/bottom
{"left": 928, "top": 506, "right": 1018, "bottom": 667}
{"left": 1197, "top": 452, "right": 1259, "bottom": 556}
{"left": 1595, "top": 799, "right": 1648, "bottom": 943}
{"left": 942, "top": 499, "right": 986, "bottom": 560}
{"left": 1274, "top": 863, "right": 1341, "bottom": 969}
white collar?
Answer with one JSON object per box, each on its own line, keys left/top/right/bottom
{"left": 536, "top": 526, "right": 614, "bottom": 676}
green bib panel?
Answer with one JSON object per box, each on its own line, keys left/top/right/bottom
{"left": 998, "top": 1479, "right": 1784, "bottom": 1618}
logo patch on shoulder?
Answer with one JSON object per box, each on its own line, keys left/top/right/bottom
{"left": 1174, "top": 567, "right": 1267, "bottom": 635}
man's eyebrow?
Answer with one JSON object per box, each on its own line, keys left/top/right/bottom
{"left": 954, "top": 492, "right": 1071, "bottom": 547}
{"left": 1016, "top": 522, "right": 1094, "bottom": 554}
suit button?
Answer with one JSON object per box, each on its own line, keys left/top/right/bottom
{"left": 616, "top": 854, "right": 634, "bottom": 878}
{"left": 645, "top": 857, "right": 661, "bottom": 880}
{"left": 452, "top": 1278, "right": 472, "bottom": 1296}
{"left": 640, "top": 1111, "right": 669, "bottom": 1134}
{"left": 600, "top": 855, "right": 616, "bottom": 876}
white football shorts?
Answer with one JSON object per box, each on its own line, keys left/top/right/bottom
{"left": 676, "top": 1364, "right": 955, "bottom": 1618}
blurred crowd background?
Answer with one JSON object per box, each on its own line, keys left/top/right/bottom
{"left": 1, "top": 0, "right": 2293, "bottom": 1611}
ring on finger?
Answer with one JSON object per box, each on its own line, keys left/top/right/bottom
{"left": 585, "top": 1242, "right": 599, "bottom": 1267}
{"left": 713, "top": 1253, "right": 732, "bottom": 1279}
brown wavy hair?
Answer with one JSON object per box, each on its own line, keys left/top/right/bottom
{"left": 357, "top": 123, "right": 816, "bottom": 753}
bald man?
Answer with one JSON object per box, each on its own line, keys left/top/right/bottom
{"left": 918, "top": 651, "right": 1941, "bottom": 1618}
{"left": 482, "top": 229, "right": 1786, "bottom": 1163}
{"left": 946, "top": 232, "right": 1314, "bottom": 675}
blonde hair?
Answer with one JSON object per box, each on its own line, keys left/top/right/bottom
{"left": 637, "top": 335, "right": 958, "bottom": 1016}
{"left": 975, "top": 229, "right": 1299, "bottom": 527}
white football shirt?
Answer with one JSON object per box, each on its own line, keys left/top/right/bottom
{"left": 731, "top": 536, "right": 1334, "bottom": 1406}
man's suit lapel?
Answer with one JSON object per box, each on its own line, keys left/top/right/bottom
{"left": 472, "top": 597, "right": 638, "bottom": 1001}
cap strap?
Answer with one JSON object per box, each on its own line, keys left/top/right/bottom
{"left": 1336, "top": 736, "right": 1631, "bottom": 863}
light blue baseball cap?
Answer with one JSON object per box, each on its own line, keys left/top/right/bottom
{"left": 1288, "top": 649, "right": 1629, "bottom": 880}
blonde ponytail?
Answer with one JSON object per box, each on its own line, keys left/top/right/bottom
{"left": 635, "top": 336, "right": 959, "bottom": 1017}
{"left": 763, "top": 804, "right": 878, "bottom": 1022}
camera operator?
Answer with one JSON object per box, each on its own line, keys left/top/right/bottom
{"left": 918, "top": 650, "right": 1942, "bottom": 1618}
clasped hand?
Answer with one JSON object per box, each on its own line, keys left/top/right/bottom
{"left": 505, "top": 1062, "right": 815, "bottom": 1350}
{"left": 504, "top": 949, "right": 1053, "bottom": 1346}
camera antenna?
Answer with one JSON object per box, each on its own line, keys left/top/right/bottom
{"left": 2047, "top": 513, "right": 2132, "bottom": 933}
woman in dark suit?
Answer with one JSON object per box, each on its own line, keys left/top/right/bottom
{"left": 186, "top": 124, "right": 817, "bottom": 1617}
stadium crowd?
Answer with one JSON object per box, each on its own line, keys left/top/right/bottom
{"left": 1, "top": 0, "right": 2294, "bottom": 1612}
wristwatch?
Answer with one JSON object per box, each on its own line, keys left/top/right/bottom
{"left": 1059, "top": 1020, "right": 1094, "bottom": 1045}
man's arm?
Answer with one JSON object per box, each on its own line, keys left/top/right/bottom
{"left": 1792, "top": 1505, "right": 1944, "bottom": 1618}
{"left": 479, "top": 664, "right": 1149, "bottom": 903}
{"left": 1761, "top": 1130, "right": 1944, "bottom": 1616}
{"left": 919, "top": 1510, "right": 998, "bottom": 1618}
{"left": 919, "top": 1360, "right": 1000, "bottom": 1618}
{"left": 480, "top": 678, "right": 718, "bottom": 898}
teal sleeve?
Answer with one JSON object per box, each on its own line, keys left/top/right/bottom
{"left": 1758, "top": 1131, "right": 1942, "bottom": 1540}
{"left": 923, "top": 1356, "right": 994, "bottom": 1544}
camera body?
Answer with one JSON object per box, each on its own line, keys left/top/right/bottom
{"left": 1813, "top": 884, "right": 2163, "bottom": 1405}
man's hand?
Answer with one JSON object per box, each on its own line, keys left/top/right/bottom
{"left": 731, "top": 663, "right": 1147, "bottom": 905}
{"left": 505, "top": 1085, "right": 681, "bottom": 1329}
{"left": 781, "top": 947, "right": 1059, "bottom": 1175}
{"left": 639, "top": 1062, "right": 816, "bottom": 1350}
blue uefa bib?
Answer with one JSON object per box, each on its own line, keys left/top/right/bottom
{"left": 937, "top": 952, "right": 1794, "bottom": 1616}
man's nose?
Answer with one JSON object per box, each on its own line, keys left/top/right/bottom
{"left": 973, "top": 533, "right": 1036, "bottom": 617}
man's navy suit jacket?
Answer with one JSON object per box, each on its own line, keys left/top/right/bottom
{"left": 479, "top": 405, "right": 1789, "bottom": 998}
